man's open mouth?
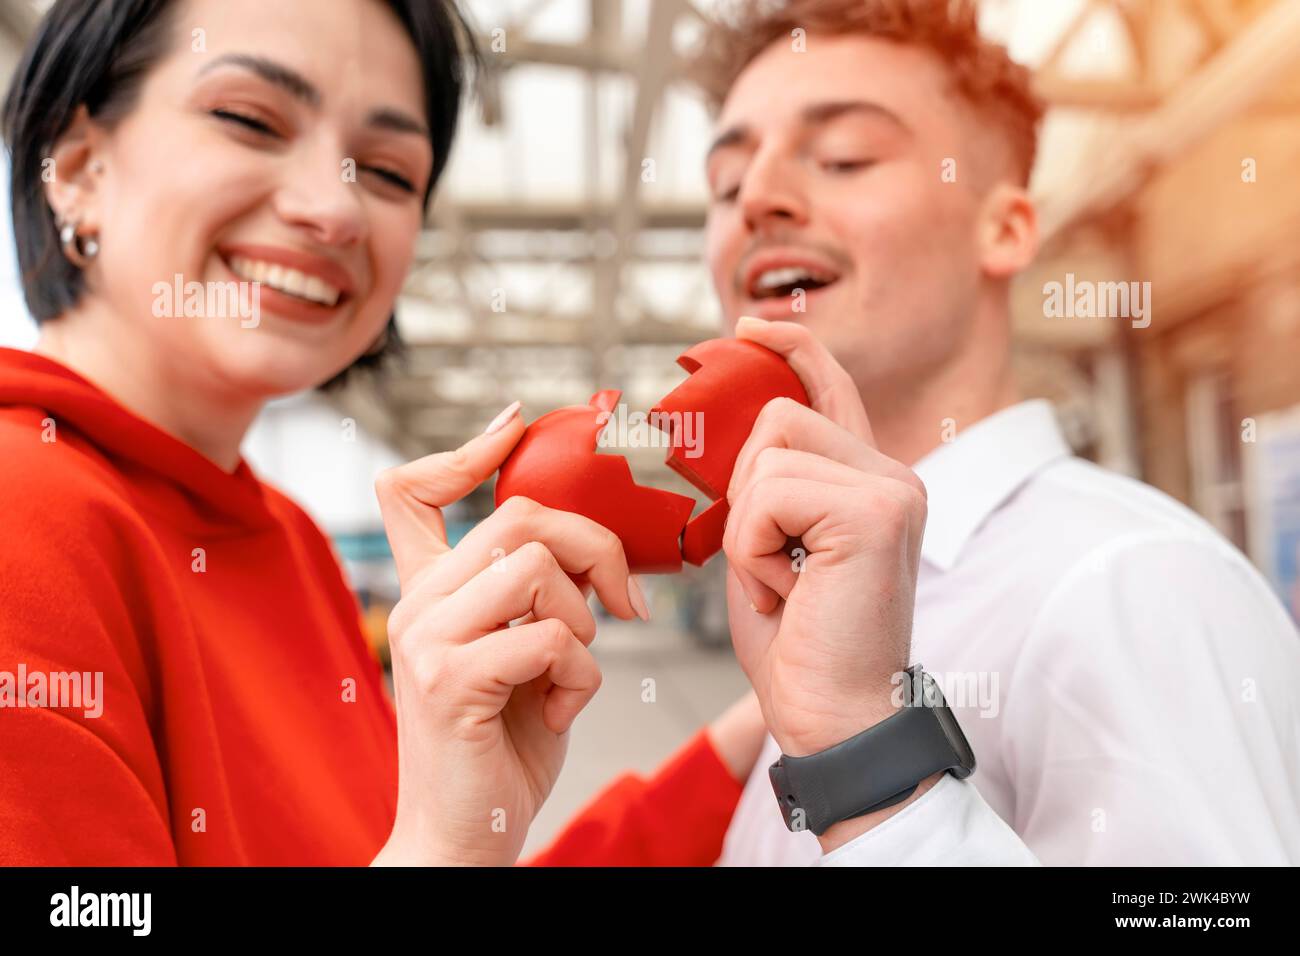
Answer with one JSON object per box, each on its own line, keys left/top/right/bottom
{"left": 739, "top": 247, "right": 845, "bottom": 304}
{"left": 747, "top": 265, "right": 840, "bottom": 300}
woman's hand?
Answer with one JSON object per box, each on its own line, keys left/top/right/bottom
{"left": 370, "top": 403, "right": 648, "bottom": 866}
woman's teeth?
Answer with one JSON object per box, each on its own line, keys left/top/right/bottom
{"left": 227, "top": 256, "right": 342, "bottom": 307}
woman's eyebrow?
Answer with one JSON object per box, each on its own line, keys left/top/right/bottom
{"left": 197, "top": 53, "right": 428, "bottom": 137}
{"left": 366, "top": 106, "right": 428, "bottom": 138}
{"left": 198, "top": 53, "right": 320, "bottom": 106}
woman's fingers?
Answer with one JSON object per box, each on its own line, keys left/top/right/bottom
{"left": 375, "top": 402, "right": 525, "bottom": 592}
{"left": 458, "top": 618, "right": 603, "bottom": 734}
{"left": 735, "top": 316, "right": 874, "bottom": 444}
{"left": 400, "top": 540, "right": 597, "bottom": 647}
{"left": 431, "top": 496, "right": 642, "bottom": 621}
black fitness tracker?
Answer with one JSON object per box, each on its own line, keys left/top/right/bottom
{"left": 768, "top": 664, "right": 976, "bottom": 836}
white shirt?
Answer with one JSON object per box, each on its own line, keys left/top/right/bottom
{"left": 718, "top": 400, "right": 1300, "bottom": 866}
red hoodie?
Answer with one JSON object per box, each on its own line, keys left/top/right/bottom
{"left": 0, "top": 348, "right": 741, "bottom": 866}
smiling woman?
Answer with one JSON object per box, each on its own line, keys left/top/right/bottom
{"left": 3, "top": 0, "right": 467, "bottom": 447}
{"left": 0, "top": 0, "right": 754, "bottom": 868}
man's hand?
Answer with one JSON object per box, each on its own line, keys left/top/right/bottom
{"left": 724, "top": 317, "right": 939, "bottom": 849}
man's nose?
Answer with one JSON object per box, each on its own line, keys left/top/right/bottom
{"left": 739, "top": 149, "right": 810, "bottom": 233}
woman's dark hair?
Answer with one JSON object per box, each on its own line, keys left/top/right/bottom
{"left": 1, "top": 0, "right": 478, "bottom": 389}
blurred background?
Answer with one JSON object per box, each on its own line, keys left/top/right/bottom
{"left": 1, "top": 0, "right": 1298, "bottom": 854}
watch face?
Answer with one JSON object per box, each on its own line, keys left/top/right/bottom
{"left": 900, "top": 666, "right": 943, "bottom": 707}
{"left": 934, "top": 701, "right": 977, "bottom": 777}
{"left": 918, "top": 671, "right": 944, "bottom": 707}
{"left": 912, "top": 669, "right": 975, "bottom": 776}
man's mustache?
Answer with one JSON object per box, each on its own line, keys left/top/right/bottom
{"left": 732, "top": 234, "right": 855, "bottom": 295}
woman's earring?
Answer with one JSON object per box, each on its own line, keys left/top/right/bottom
{"left": 58, "top": 215, "right": 100, "bottom": 268}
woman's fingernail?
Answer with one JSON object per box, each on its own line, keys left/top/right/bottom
{"left": 627, "top": 574, "right": 651, "bottom": 622}
{"left": 484, "top": 400, "right": 522, "bottom": 435}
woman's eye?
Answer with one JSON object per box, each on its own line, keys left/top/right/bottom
{"left": 363, "top": 166, "right": 417, "bottom": 194}
{"left": 823, "top": 159, "right": 874, "bottom": 173}
{"left": 211, "top": 108, "right": 277, "bottom": 137}
{"left": 713, "top": 183, "right": 740, "bottom": 203}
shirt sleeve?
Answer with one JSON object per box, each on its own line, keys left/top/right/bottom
{"left": 817, "top": 773, "right": 1040, "bottom": 866}
{"left": 522, "top": 727, "right": 743, "bottom": 866}
{"left": 814, "top": 533, "right": 1300, "bottom": 867}
{"left": 0, "top": 475, "right": 177, "bottom": 866}
{"left": 999, "top": 533, "right": 1300, "bottom": 865}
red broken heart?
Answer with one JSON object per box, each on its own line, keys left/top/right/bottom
{"left": 494, "top": 338, "right": 810, "bottom": 573}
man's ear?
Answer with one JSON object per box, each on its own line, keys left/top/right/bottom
{"left": 43, "top": 105, "right": 107, "bottom": 231}
{"left": 976, "top": 182, "right": 1038, "bottom": 279}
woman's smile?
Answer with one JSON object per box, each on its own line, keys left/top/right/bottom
{"left": 217, "top": 242, "right": 357, "bottom": 324}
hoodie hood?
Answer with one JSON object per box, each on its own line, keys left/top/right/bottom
{"left": 0, "top": 347, "right": 278, "bottom": 532}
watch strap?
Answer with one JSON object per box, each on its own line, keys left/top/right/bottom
{"left": 767, "top": 669, "right": 973, "bottom": 836}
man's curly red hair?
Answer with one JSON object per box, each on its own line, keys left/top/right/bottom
{"left": 692, "top": 0, "right": 1045, "bottom": 185}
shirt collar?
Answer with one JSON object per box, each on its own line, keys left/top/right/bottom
{"left": 911, "top": 399, "right": 1073, "bottom": 572}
